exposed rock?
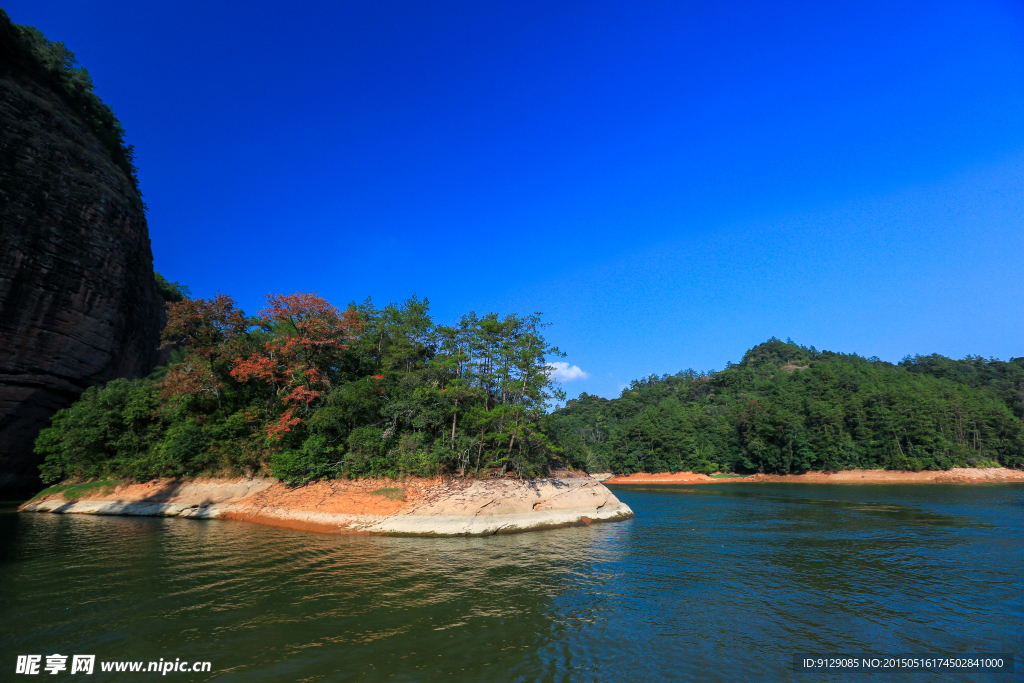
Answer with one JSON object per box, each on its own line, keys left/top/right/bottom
{"left": 20, "top": 477, "right": 637, "bottom": 536}
{"left": 0, "top": 22, "right": 164, "bottom": 491}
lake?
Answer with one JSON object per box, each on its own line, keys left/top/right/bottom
{"left": 2, "top": 483, "right": 1021, "bottom": 681}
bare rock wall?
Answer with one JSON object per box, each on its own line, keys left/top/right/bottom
{"left": 0, "top": 69, "right": 164, "bottom": 491}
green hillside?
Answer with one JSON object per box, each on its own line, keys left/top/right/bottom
{"left": 546, "top": 339, "right": 1024, "bottom": 475}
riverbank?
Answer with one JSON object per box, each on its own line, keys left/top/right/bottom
{"left": 604, "top": 467, "right": 1024, "bottom": 484}
{"left": 18, "top": 476, "right": 634, "bottom": 535}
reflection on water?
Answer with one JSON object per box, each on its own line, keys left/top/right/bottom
{"left": 1, "top": 484, "right": 1021, "bottom": 682}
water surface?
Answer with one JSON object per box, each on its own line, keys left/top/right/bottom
{"left": 2, "top": 483, "right": 1021, "bottom": 681}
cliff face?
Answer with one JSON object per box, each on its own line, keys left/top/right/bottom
{"left": 0, "top": 32, "right": 164, "bottom": 491}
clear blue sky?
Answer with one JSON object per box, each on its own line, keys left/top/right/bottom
{"left": 7, "top": 0, "right": 1024, "bottom": 399}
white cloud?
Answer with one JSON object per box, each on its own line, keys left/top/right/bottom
{"left": 546, "top": 361, "right": 590, "bottom": 382}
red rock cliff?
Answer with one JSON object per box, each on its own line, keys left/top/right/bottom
{"left": 0, "top": 19, "right": 165, "bottom": 490}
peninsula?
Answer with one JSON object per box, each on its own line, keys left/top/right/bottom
{"left": 20, "top": 476, "right": 634, "bottom": 535}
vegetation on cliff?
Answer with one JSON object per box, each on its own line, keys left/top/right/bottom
{"left": 36, "top": 293, "right": 565, "bottom": 484}
{"left": 0, "top": 10, "right": 141, "bottom": 196}
{"left": 545, "top": 339, "right": 1024, "bottom": 475}
{"left": 154, "top": 272, "right": 191, "bottom": 303}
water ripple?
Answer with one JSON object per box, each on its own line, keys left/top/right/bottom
{"left": 1, "top": 484, "right": 1021, "bottom": 682}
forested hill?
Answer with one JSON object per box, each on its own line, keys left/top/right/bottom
{"left": 899, "top": 353, "right": 1024, "bottom": 420}
{"left": 545, "top": 339, "right": 1024, "bottom": 475}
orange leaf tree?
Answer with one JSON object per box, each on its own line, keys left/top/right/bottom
{"left": 160, "top": 294, "right": 250, "bottom": 416}
{"left": 230, "top": 293, "right": 361, "bottom": 439}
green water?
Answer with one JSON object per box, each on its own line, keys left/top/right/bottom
{"left": 2, "top": 484, "right": 1021, "bottom": 681}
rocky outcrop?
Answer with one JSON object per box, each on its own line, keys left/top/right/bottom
{"left": 0, "top": 20, "right": 164, "bottom": 491}
{"left": 20, "top": 477, "right": 637, "bottom": 536}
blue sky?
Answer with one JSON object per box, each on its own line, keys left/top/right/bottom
{"left": 8, "top": 0, "right": 1024, "bottom": 399}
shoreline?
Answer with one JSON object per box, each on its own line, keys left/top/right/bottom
{"left": 18, "top": 476, "right": 635, "bottom": 536}
{"left": 604, "top": 467, "right": 1024, "bottom": 485}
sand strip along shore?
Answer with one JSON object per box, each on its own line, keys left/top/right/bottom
{"left": 19, "top": 477, "right": 634, "bottom": 536}
{"left": 604, "top": 467, "right": 1024, "bottom": 485}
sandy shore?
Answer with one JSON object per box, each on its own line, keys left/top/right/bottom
{"left": 18, "top": 477, "right": 634, "bottom": 535}
{"left": 604, "top": 467, "right": 1024, "bottom": 485}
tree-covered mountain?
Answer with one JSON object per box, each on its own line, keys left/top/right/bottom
{"left": 899, "top": 353, "right": 1024, "bottom": 420}
{"left": 545, "top": 339, "right": 1024, "bottom": 475}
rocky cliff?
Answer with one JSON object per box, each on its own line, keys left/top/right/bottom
{"left": 0, "top": 14, "right": 165, "bottom": 491}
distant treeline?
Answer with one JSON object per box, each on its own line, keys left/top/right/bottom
{"left": 37, "top": 314, "right": 1024, "bottom": 484}
{"left": 545, "top": 339, "right": 1024, "bottom": 475}
{"left": 36, "top": 293, "right": 564, "bottom": 484}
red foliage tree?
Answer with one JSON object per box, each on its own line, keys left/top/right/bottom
{"left": 230, "top": 293, "right": 361, "bottom": 439}
{"left": 159, "top": 295, "right": 250, "bottom": 416}
{"left": 159, "top": 358, "right": 223, "bottom": 410}
{"left": 161, "top": 294, "right": 249, "bottom": 360}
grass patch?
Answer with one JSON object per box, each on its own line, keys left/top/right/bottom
{"left": 30, "top": 480, "right": 121, "bottom": 502}
{"left": 369, "top": 487, "right": 405, "bottom": 501}
{"left": 711, "top": 473, "right": 746, "bottom": 479}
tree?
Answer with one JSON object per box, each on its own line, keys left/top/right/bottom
{"left": 159, "top": 294, "right": 249, "bottom": 417}
{"left": 231, "top": 293, "right": 361, "bottom": 439}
